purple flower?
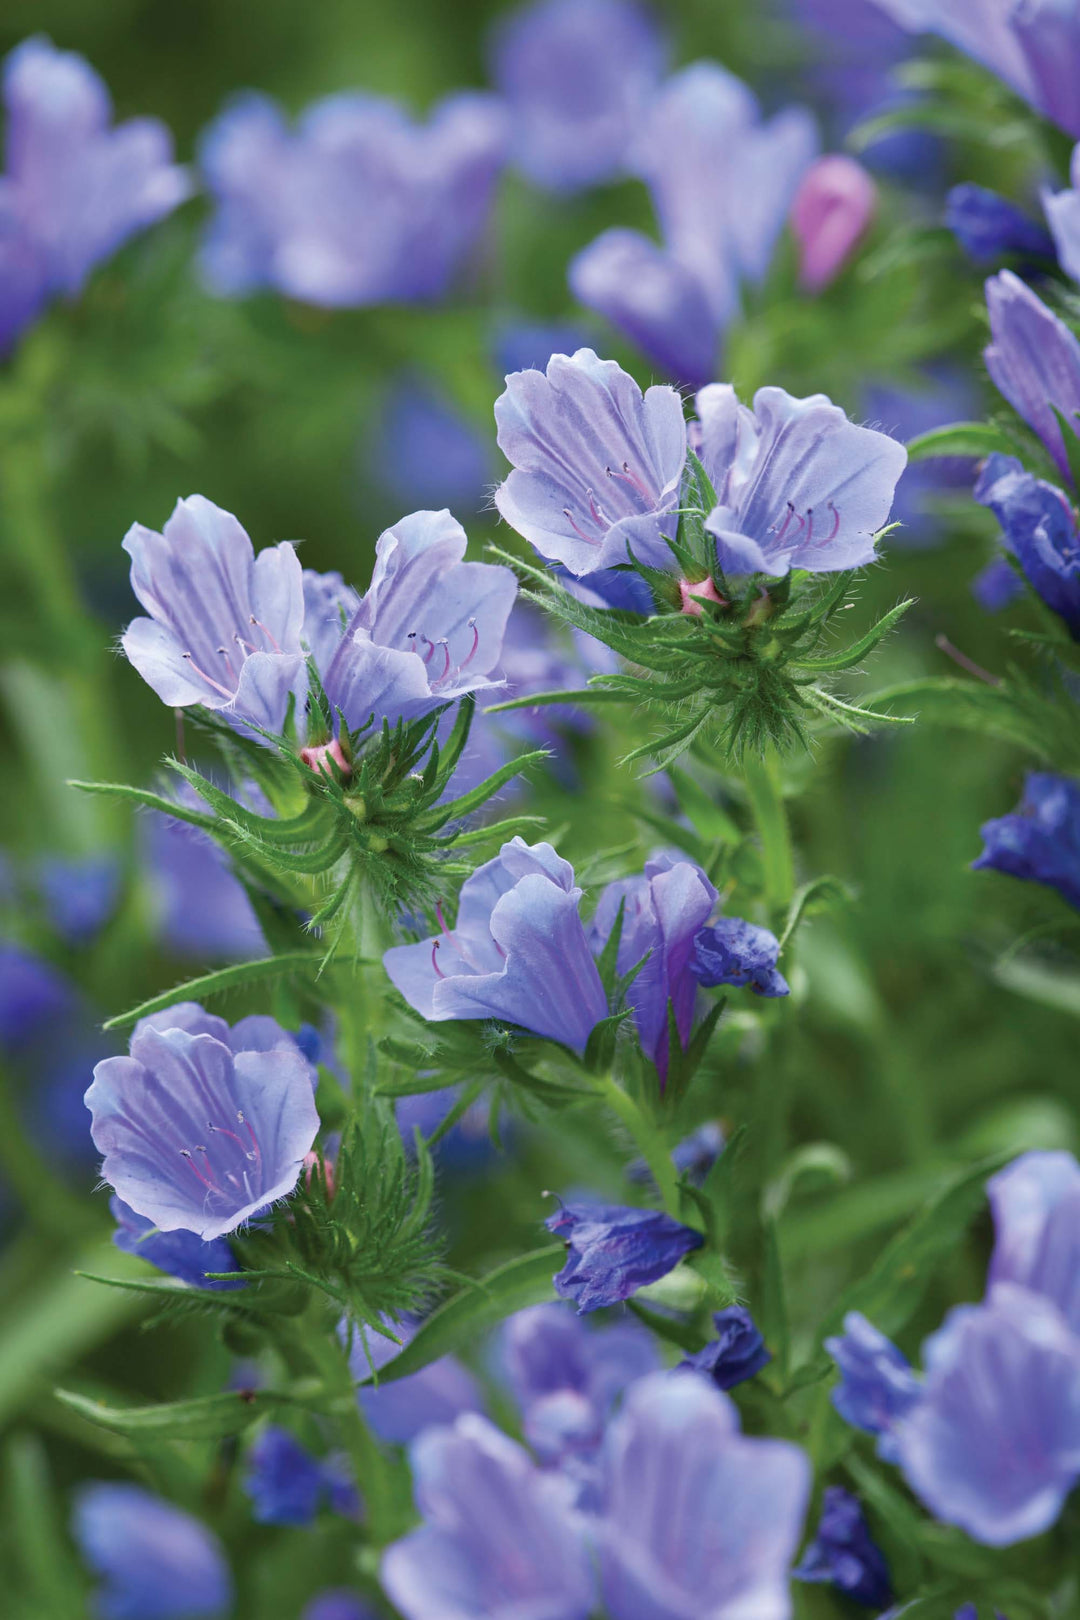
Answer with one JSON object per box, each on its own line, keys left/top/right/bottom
{"left": 120, "top": 495, "right": 306, "bottom": 733}
{"left": 794, "top": 1486, "right": 893, "bottom": 1609}
{"left": 973, "top": 554, "right": 1025, "bottom": 611}
{"left": 791, "top": 154, "right": 878, "bottom": 293}
{"left": 974, "top": 453, "right": 1080, "bottom": 637}
{"left": 142, "top": 787, "right": 266, "bottom": 961}
{"left": 380, "top": 1415, "right": 595, "bottom": 1620}
{"left": 946, "top": 183, "right": 1055, "bottom": 265}
{"left": 863, "top": 367, "right": 979, "bottom": 549}
{"left": 370, "top": 380, "right": 492, "bottom": 516}
{"left": 691, "top": 916, "right": 790, "bottom": 998}
{"left": 346, "top": 1318, "right": 485, "bottom": 1445}
{"left": 110, "top": 1195, "right": 243, "bottom": 1292}
{"left": 85, "top": 1002, "right": 319, "bottom": 1241}
{"left": 867, "top": 0, "right": 1080, "bottom": 137}
{"left": 1045, "top": 142, "right": 1080, "bottom": 282}
{"left": 243, "top": 1426, "right": 356, "bottom": 1525}
{"left": 988, "top": 1150, "right": 1080, "bottom": 1332}
{"left": 894, "top": 1283, "right": 1080, "bottom": 1546}
{"left": 383, "top": 838, "right": 608, "bottom": 1055}
{"left": 72, "top": 1483, "right": 232, "bottom": 1620}
{"left": 199, "top": 89, "right": 506, "bottom": 307}
{"left": 493, "top": 348, "right": 687, "bottom": 578}
{"left": 680, "top": 1305, "right": 772, "bottom": 1391}
{"left": 588, "top": 853, "right": 717, "bottom": 1080}
{"left": 302, "top": 1595, "right": 379, "bottom": 1620}
{"left": 0, "top": 37, "right": 190, "bottom": 353}
{"left": 984, "top": 270, "right": 1080, "bottom": 482}
{"left": 634, "top": 62, "right": 818, "bottom": 314}
{"left": 972, "top": 771, "right": 1080, "bottom": 910}
{"left": 628, "top": 1118, "right": 726, "bottom": 1187}
{"left": 317, "top": 509, "right": 517, "bottom": 733}
{"left": 568, "top": 228, "right": 720, "bottom": 388}
{"left": 545, "top": 1200, "right": 703, "bottom": 1313}
{"left": 489, "top": 0, "right": 665, "bottom": 194}
{"left": 501, "top": 1302, "right": 659, "bottom": 1462}
{"left": 598, "top": 1370, "right": 811, "bottom": 1620}
{"left": 695, "top": 382, "right": 907, "bottom": 575}
{"left": 36, "top": 853, "right": 119, "bottom": 945}
{"left": 0, "top": 942, "right": 73, "bottom": 1049}
{"left": 824, "top": 1310, "right": 922, "bottom": 1462}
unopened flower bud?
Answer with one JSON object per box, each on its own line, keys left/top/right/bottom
{"left": 300, "top": 737, "right": 351, "bottom": 780}
{"left": 791, "top": 155, "right": 877, "bottom": 294}
{"left": 678, "top": 576, "right": 725, "bottom": 615}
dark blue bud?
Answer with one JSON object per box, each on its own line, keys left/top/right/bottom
{"left": 679, "top": 1305, "right": 772, "bottom": 1391}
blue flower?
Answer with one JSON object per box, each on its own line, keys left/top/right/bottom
{"left": 984, "top": 271, "right": 1080, "bottom": 483}
{"left": 501, "top": 1301, "right": 659, "bottom": 1463}
{"left": 691, "top": 916, "right": 790, "bottom": 997}
{"left": 0, "top": 943, "right": 73, "bottom": 1049}
{"left": 86, "top": 1003, "right": 320, "bottom": 1241}
{"left": 302, "top": 1595, "right": 379, "bottom": 1620}
{"left": 369, "top": 379, "right": 492, "bottom": 516}
{"left": 569, "top": 228, "right": 721, "bottom": 388}
{"left": 795, "top": 1485, "right": 893, "bottom": 1608}
{"left": 629, "top": 1118, "right": 726, "bottom": 1186}
{"left": 987, "top": 1150, "right": 1080, "bottom": 1332}
{"left": 315, "top": 509, "right": 517, "bottom": 733}
{"left": 72, "top": 1483, "right": 232, "bottom": 1620}
{"left": 243, "top": 1426, "right": 357, "bottom": 1525}
{"left": 494, "top": 347, "right": 687, "bottom": 579}
{"left": 110, "top": 1195, "right": 243, "bottom": 1292}
{"left": 588, "top": 853, "right": 718, "bottom": 1081}
{"left": 680, "top": 1305, "right": 772, "bottom": 1391}
{"left": 974, "top": 453, "right": 1080, "bottom": 636}
{"left": 0, "top": 37, "right": 190, "bottom": 354}
{"left": 972, "top": 555, "right": 1024, "bottom": 612}
{"left": 972, "top": 772, "right": 1080, "bottom": 910}
{"left": 35, "top": 853, "right": 119, "bottom": 945}
{"left": 142, "top": 786, "right": 266, "bottom": 961}
{"left": 489, "top": 0, "right": 665, "bottom": 194}
{"left": 345, "top": 1317, "right": 485, "bottom": 1445}
{"left": 599, "top": 1371, "right": 811, "bottom": 1620}
{"left": 695, "top": 381, "right": 907, "bottom": 576}
{"left": 863, "top": 367, "right": 980, "bottom": 550}
{"left": 545, "top": 1199, "right": 703, "bottom": 1312}
{"left": 120, "top": 495, "right": 307, "bottom": 733}
{"left": 383, "top": 838, "right": 608, "bottom": 1054}
{"left": 867, "top": 0, "right": 1080, "bottom": 137}
{"left": 1045, "top": 143, "right": 1080, "bottom": 282}
{"left": 824, "top": 1311, "right": 922, "bottom": 1461}
{"left": 381, "top": 1415, "right": 596, "bottom": 1620}
{"left": 571, "top": 63, "right": 818, "bottom": 384}
{"left": 894, "top": 1283, "right": 1080, "bottom": 1546}
{"left": 199, "top": 89, "right": 506, "bottom": 307}
{"left": 946, "top": 184, "right": 1055, "bottom": 265}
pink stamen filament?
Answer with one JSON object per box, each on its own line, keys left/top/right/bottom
{"left": 249, "top": 615, "right": 282, "bottom": 653}
{"left": 605, "top": 461, "right": 652, "bottom": 505}
{"left": 586, "top": 489, "right": 608, "bottom": 527}
{"left": 562, "top": 507, "right": 601, "bottom": 545}
{"left": 179, "top": 1147, "right": 218, "bottom": 1191}
{"left": 434, "top": 640, "right": 451, "bottom": 683}
{"left": 432, "top": 939, "right": 445, "bottom": 979}
{"left": 181, "top": 653, "right": 236, "bottom": 701}
{"left": 239, "top": 1111, "right": 260, "bottom": 1160}
{"left": 460, "top": 618, "right": 479, "bottom": 671}
{"left": 217, "top": 646, "right": 238, "bottom": 680}
{"left": 826, "top": 502, "right": 840, "bottom": 540}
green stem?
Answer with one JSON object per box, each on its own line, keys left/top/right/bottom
{"left": 299, "top": 1307, "right": 400, "bottom": 1545}
{"left": 742, "top": 749, "right": 795, "bottom": 921}
{"left": 600, "top": 1078, "right": 680, "bottom": 1216}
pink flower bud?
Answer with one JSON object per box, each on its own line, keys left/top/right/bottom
{"left": 303, "top": 1150, "right": 335, "bottom": 1199}
{"left": 790, "top": 155, "right": 877, "bottom": 294}
{"left": 299, "top": 737, "right": 351, "bottom": 780}
{"left": 678, "top": 576, "right": 725, "bottom": 616}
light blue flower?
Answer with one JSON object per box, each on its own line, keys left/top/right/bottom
{"left": 73, "top": 1484, "right": 231, "bottom": 1620}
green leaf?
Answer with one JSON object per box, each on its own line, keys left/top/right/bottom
{"left": 791, "top": 599, "right": 914, "bottom": 676}
{"left": 666, "top": 766, "right": 741, "bottom": 844}
{"left": 102, "top": 952, "right": 345, "bottom": 1031}
{"left": 860, "top": 677, "right": 1052, "bottom": 756}
{"left": 1051, "top": 405, "right": 1080, "bottom": 490}
{"left": 3, "top": 1434, "right": 87, "bottom": 1620}
{"left": 483, "top": 685, "right": 629, "bottom": 715}
{"left": 354, "top": 1246, "right": 563, "bottom": 1385}
{"left": 905, "top": 422, "right": 1018, "bottom": 462}
{"left": 53, "top": 1384, "right": 313, "bottom": 1440}
{"left": 68, "top": 778, "right": 217, "bottom": 830}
